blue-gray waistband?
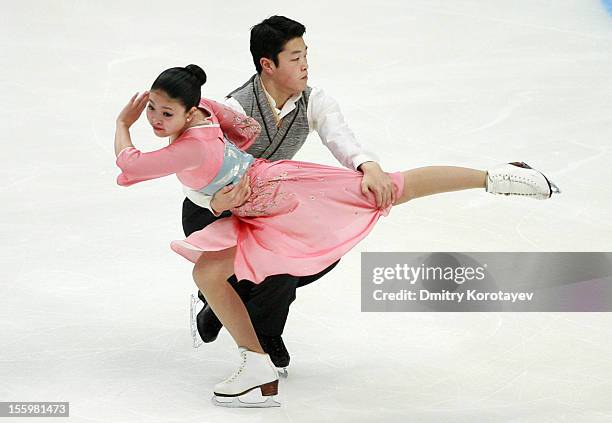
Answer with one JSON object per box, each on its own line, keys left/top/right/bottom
{"left": 198, "top": 140, "right": 254, "bottom": 196}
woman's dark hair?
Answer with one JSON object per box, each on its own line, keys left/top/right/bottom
{"left": 150, "top": 64, "right": 207, "bottom": 110}
{"left": 250, "top": 16, "right": 306, "bottom": 73}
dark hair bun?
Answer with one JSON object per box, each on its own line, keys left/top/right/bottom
{"left": 185, "top": 64, "right": 207, "bottom": 86}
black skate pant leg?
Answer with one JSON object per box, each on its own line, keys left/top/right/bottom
{"left": 182, "top": 197, "right": 232, "bottom": 237}
{"left": 244, "top": 261, "right": 340, "bottom": 336}
{"left": 245, "top": 274, "right": 300, "bottom": 337}
{"left": 230, "top": 262, "right": 341, "bottom": 336}
{"left": 296, "top": 259, "right": 340, "bottom": 288}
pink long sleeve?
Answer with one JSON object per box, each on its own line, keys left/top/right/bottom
{"left": 116, "top": 138, "right": 206, "bottom": 187}
{"left": 201, "top": 98, "right": 260, "bottom": 151}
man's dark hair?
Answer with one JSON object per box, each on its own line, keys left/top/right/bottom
{"left": 250, "top": 15, "right": 306, "bottom": 74}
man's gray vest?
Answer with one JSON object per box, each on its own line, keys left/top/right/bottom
{"left": 227, "top": 74, "right": 312, "bottom": 161}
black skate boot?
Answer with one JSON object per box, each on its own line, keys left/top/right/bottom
{"left": 258, "top": 334, "right": 290, "bottom": 378}
{"left": 190, "top": 291, "right": 223, "bottom": 347}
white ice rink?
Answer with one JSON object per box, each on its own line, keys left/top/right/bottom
{"left": 2, "top": 0, "right": 612, "bottom": 421}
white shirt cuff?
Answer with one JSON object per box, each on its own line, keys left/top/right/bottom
{"left": 353, "top": 153, "right": 380, "bottom": 171}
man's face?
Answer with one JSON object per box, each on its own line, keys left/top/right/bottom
{"left": 269, "top": 37, "right": 309, "bottom": 94}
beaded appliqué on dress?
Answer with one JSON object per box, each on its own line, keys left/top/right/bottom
{"left": 231, "top": 115, "right": 260, "bottom": 140}
{"left": 216, "top": 105, "right": 261, "bottom": 142}
{"left": 232, "top": 170, "right": 298, "bottom": 217}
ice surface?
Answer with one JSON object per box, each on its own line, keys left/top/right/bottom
{"left": 1, "top": 1, "right": 611, "bottom": 421}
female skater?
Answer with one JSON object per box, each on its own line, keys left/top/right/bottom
{"left": 114, "top": 64, "right": 559, "bottom": 408}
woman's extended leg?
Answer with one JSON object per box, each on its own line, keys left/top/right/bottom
{"left": 192, "top": 247, "right": 262, "bottom": 353}
{"left": 395, "top": 162, "right": 559, "bottom": 205}
{"left": 395, "top": 166, "right": 486, "bottom": 205}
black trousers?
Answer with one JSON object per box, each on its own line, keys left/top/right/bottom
{"left": 182, "top": 198, "right": 339, "bottom": 336}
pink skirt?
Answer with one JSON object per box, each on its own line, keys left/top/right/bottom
{"left": 170, "top": 159, "right": 405, "bottom": 283}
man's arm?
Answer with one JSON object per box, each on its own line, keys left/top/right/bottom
{"left": 308, "top": 88, "right": 396, "bottom": 208}
{"left": 183, "top": 176, "right": 251, "bottom": 216}
{"left": 307, "top": 87, "right": 378, "bottom": 170}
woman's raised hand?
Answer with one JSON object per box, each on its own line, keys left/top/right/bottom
{"left": 116, "top": 91, "right": 149, "bottom": 128}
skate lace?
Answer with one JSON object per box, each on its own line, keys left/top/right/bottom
{"left": 269, "top": 338, "right": 284, "bottom": 354}
{"left": 225, "top": 350, "right": 248, "bottom": 383}
{"left": 260, "top": 336, "right": 286, "bottom": 356}
{"left": 491, "top": 173, "right": 540, "bottom": 197}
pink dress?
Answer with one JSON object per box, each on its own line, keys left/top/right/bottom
{"left": 116, "top": 98, "right": 405, "bottom": 284}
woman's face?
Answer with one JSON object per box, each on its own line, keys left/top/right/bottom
{"left": 146, "top": 90, "right": 189, "bottom": 137}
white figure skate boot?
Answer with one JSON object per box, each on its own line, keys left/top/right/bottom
{"left": 212, "top": 347, "right": 280, "bottom": 408}
{"left": 486, "top": 162, "right": 560, "bottom": 199}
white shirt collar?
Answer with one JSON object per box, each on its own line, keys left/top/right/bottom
{"left": 260, "top": 79, "right": 303, "bottom": 120}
